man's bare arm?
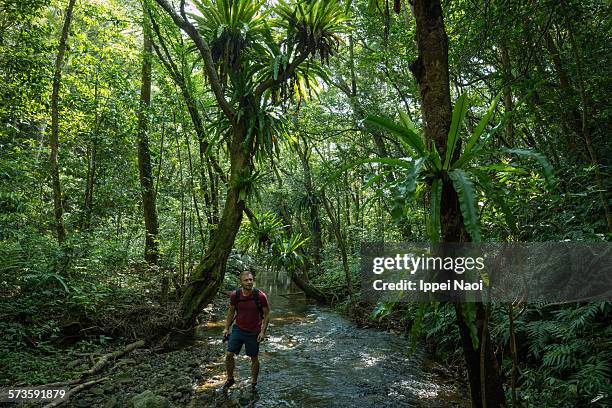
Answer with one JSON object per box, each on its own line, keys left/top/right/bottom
{"left": 258, "top": 306, "right": 270, "bottom": 342}
{"left": 222, "top": 305, "right": 235, "bottom": 337}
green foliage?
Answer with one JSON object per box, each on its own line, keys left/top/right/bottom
{"left": 366, "top": 115, "right": 428, "bottom": 160}
{"left": 238, "top": 211, "right": 285, "bottom": 252}
{"left": 371, "top": 300, "right": 395, "bottom": 320}
{"left": 226, "top": 250, "right": 254, "bottom": 277}
{"left": 0, "top": 1, "right": 609, "bottom": 405}
{"left": 407, "top": 303, "right": 427, "bottom": 352}
{"left": 191, "top": 0, "right": 269, "bottom": 86}
{"left": 459, "top": 302, "right": 479, "bottom": 349}
{"left": 234, "top": 169, "right": 267, "bottom": 202}
{"left": 275, "top": 0, "right": 349, "bottom": 64}
{"left": 271, "top": 232, "right": 309, "bottom": 272}
{"left": 444, "top": 93, "right": 468, "bottom": 169}
{"left": 448, "top": 169, "right": 481, "bottom": 242}
{"left": 365, "top": 94, "right": 554, "bottom": 242}
{"left": 501, "top": 148, "right": 556, "bottom": 189}
{"left": 190, "top": 0, "right": 347, "bottom": 167}
{"left": 1, "top": 351, "right": 71, "bottom": 386}
{"left": 222, "top": 267, "right": 241, "bottom": 291}
{"left": 311, "top": 244, "right": 361, "bottom": 304}
{"left": 511, "top": 302, "right": 611, "bottom": 406}
{"left": 244, "top": 105, "right": 288, "bottom": 162}
{"left": 422, "top": 303, "right": 461, "bottom": 355}
{"left": 238, "top": 211, "right": 308, "bottom": 275}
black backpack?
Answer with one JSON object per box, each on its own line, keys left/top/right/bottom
{"left": 233, "top": 288, "right": 264, "bottom": 321}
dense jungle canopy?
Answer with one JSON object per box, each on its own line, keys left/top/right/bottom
{"left": 1, "top": 0, "right": 610, "bottom": 407}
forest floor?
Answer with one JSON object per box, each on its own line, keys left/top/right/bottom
{"left": 63, "top": 294, "right": 228, "bottom": 408}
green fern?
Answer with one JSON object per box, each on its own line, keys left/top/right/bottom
{"left": 553, "top": 302, "right": 607, "bottom": 332}
{"left": 524, "top": 320, "right": 564, "bottom": 359}
{"left": 542, "top": 341, "right": 583, "bottom": 369}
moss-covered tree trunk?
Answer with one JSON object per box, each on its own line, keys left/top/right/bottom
{"left": 176, "top": 121, "right": 252, "bottom": 329}
{"left": 289, "top": 268, "right": 328, "bottom": 302}
{"left": 410, "top": 1, "right": 507, "bottom": 406}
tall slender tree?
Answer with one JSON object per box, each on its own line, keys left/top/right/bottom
{"left": 49, "top": 0, "right": 77, "bottom": 244}
{"left": 136, "top": 30, "right": 160, "bottom": 265}
{"left": 294, "top": 137, "right": 323, "bottom": 270}
{"left": 409, "top": 1, "right": 507, "bottom": 406}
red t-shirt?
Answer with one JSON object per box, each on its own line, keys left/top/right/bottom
{"left": 230, "top": 288, "right": 268, "bottom": 333}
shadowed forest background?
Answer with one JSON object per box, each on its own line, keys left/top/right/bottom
{"left": 1, "top": 0, "right": 610, "bottom": 406}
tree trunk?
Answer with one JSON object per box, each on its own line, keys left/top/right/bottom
{"left": 154, "top": 122, "right": 165, "bottom": 198}
{"left": 82, "top": 139, "right": 96, "bottom": 230}
{"left": 289, "top": 267, "right": 328, "bottom": 302}
{"left": 151, "top": 0, "right": 329, "bottom": 329}
{"left": 331, "top": 36, "right": 414, "bottom": 239}
{"left": 544, "top": 25, "right": 611, "bottom": 232}
{"left": 136, "top": 33, "right": 160, "bottom": 265}
{"left": 176, "top": 122, "right": 252, "bottom": 329}
{"left": 82, "top": 73, "right": 102, "bottom": 231}
{"left": 543, "top": 29, "right": 585, "bottom": 158}
{"left": 273, "top": 167, "right": 328, "bottom": 303}
{"left": 199, "top": 141, "right": 213, "bottom": 226}
{"left": 174, "top": 122, "right": 186, "bottom": 287}
{"left": 207, "top": 156, "right": 220, "bottom": 226}
{"left": 508, "top": 303, "right": 519, "bottom": 407}
{"left": 499, "top": 41, "right": 514, "bottom": 143}
{"left": 147, "top": 13, "right": 225, "bottom": 229}
{"left": 410, "top": 1, "right": 507, "bottom": 406}
{"left": 183, "top": 126, "right": 206, "bottom": 246}
{"left": 295, "top": 138, "right": 323, "bottom": 270}
{"left": 49, "top": 0, "right": 76, "bottom": 244}
{"left": 344, "top": 172, "right": 351, "bottom": 228}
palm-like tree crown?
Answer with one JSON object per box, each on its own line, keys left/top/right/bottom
{"left": 190, "top": 0, "right": 349, "bottom": 160}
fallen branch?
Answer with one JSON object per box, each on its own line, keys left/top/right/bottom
{"left": 34, "top": 339, "right": 146, "bottom": 389}
{"left": 80, "top": 339, "right": 145, "bottom": 379}
{"left": 42, "top": 376, "right": 109, "bottom": 408}
{"left": 34, "top": 378, "right": 83, "bottom": 388}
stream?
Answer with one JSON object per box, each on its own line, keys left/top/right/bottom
{"left": 187, "top": 269, "right": 468, "bottom": 407}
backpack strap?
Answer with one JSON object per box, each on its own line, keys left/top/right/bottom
{"left": 252, "top": 288, "right": 264, "bottom": 321}
{"left": 229, "top": 289, "right": 240, "bottom": 326}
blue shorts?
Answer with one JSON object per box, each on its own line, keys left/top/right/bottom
{"left": 227, "top": 325, "right": 260, "bottom": 357}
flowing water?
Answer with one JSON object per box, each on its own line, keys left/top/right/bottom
{"left": 188, "top": 269, "right": 468, "bottom": 407}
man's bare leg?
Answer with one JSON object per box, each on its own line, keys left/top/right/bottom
{"left": 250, "top": 355, "right": 259, "bottom": 386}
{"left": 225, "top": 352, "right": 236, "bottom": 385}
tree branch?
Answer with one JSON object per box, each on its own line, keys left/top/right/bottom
{"left": 147, "top": 11, "right": 181, "bottom": 82}
{"left": 152, "top": 0, "right": 235, "bottom": 122}
{"left": 328, "top": 78, "right": 353, "bottom": 97}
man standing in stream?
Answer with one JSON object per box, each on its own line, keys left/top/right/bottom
{"left": 222, "top": 269, "right": 270, "bottom": 392}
